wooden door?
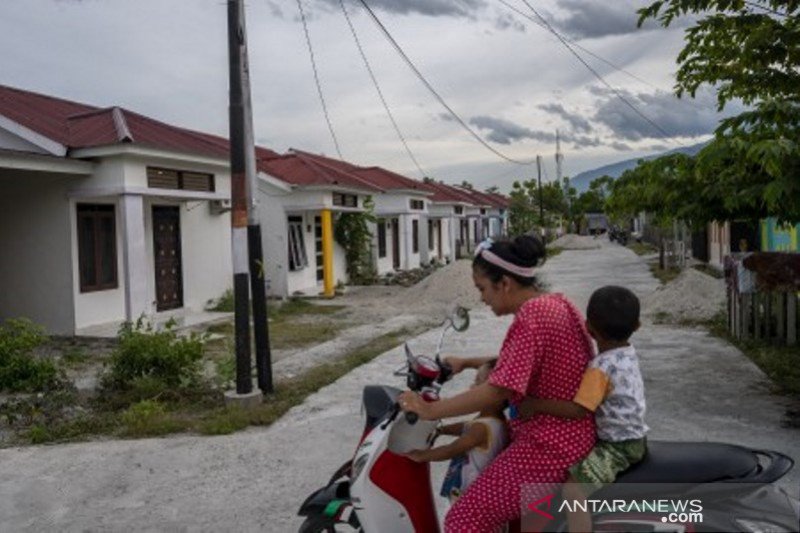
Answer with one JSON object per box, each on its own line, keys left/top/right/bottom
{"left": 153, "top": 206, "right": 183, "bottom": 311}
{"left": 392, "top": 218, "right": 400, "bottom": 270}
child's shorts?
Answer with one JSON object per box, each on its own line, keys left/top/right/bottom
{"left": 569, "top": 438, "right": 646, "bottom": 493}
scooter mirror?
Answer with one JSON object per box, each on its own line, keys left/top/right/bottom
{"left": 450, "top": 306, "right": 470, "bottom": 332}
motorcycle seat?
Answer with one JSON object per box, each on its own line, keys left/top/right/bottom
{"left": 616, "top": 441, "right": 758, "bottom": 484}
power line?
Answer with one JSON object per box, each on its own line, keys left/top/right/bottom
{"left": 338, "top": 0, "right": 426, "bottom": 178}
{"left": 743, "top": 1, "right": 789, "bottom": 17}
{"left": 295, "top": 0, "right": 344, "bottom": 159}
{"left": 357, "top": 0, "right": 536, "bottom": 166}
{"left": 496, "top": 0, "right": 658, "bottom": 90}
{"left": 517, "top": 0, "right": 680, "bottom": 144}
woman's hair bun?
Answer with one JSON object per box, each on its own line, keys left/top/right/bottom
{"left": 510, "top": 234, "right": 546, "bottom": 268}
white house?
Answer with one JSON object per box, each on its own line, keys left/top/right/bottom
{"left": 0, "top": 84, "right": 233, "bottom": 335}
{"left": 349, "top": 166, "right": 433, "bottom": 274}
{"left": 255, "top": 149, "right": 382, "bottom": 297}
{"left": 416, "top": 179, "right": 475, "bottom": 264}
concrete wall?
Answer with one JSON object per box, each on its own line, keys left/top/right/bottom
{"left": 69, "top": 155, "right": 233, "bottom": 329}
{"left": 708, "top": 221, "right": 730, "bottom": 270}
{"left": 372, "top": 218, "right": 397, "bottom": 276}
{"left": 0, "top": 172, "right": 77, "bottom": 334}
{"left": 257, "top": 181, "right": 355, "bottom": 296}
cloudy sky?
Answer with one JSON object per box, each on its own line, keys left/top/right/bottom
{"left": 0, "top": 0, "right": 738, "bottom": 191}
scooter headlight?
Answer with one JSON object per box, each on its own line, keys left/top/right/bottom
{"left": 351, "top": 453, "right": 369, "bottom": 482}
{"left": 735, "top": 518, "right": 797, "bottom": 533}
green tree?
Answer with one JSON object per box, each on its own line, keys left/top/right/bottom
{"left": 638, "top": 0, "right": 800, "bottom": 221}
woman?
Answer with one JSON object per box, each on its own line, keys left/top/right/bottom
{"left": 399, "top": 235, "right": 596, "bottom": 532}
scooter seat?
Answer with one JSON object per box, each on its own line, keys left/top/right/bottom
{"left": 616, "top": 441, "right": 759, "bottom": 484}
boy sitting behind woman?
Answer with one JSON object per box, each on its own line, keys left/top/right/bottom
{"left": 408, "top": 285, "right": 648, "bottom": 531}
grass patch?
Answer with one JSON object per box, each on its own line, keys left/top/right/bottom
{"left": 546, "top": 246, "right": 564, "bottom": 259}
{"left": 704, "top": 312, "right": 800, "bottom": 397}
{"left": 8, "top": 325, "right": 422, "bottom": 446}
{"left": 206, "top": 299, "right": 349, "bottom": 352}
{"left": 628, "top": 242, "right": 658, "bottom": 256}
{"left": 649, "top": 264, "right": 682, "bottom": 285}
{"left": 197, "top": 326, "right": 418, "bottom": 435}
{"left": 270, "top": 299, "right": 345, "bottom": 319}
{"left": 206, "top": 289, "right": 234, "bottom": 312}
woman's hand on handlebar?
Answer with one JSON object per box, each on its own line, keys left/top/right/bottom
{"left": 398, "top": 391, "right": 436, "bottom": 420}
{"left": 442, "top": 356, "right": 468, "bottom": 375}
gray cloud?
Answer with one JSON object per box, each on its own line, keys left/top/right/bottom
{"left": 469, "top": 116, "right": 602, "bottom": 150}
{"left": 469, "top": 116, "right": 555, "bottom": 145}
{"left": 538, "top": 103, "right": 592, "bottom": 133}
{"left": 314, "top": 0, "right": 486, "bottom": 17}
{"left": 610, "top": 141, "right": 633, "bottom": 151}
{"left": 494, "top": 12, "right": 526, "bottom": 33}
{"left": 549, "top": 0, "right": 662, "bottom": 39}
{"left": 590, "top": 86, "right": 742, "bottom": 140}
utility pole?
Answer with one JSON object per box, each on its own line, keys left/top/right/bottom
{"left": 536, "top": 155, "right": 544, "bottom": 228}
{"left": 227, "top": 0, "right": 272, "bottom": 397}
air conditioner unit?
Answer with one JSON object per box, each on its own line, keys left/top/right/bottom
{"left": 210, "top": 198, "right": 232, "bottom": 215}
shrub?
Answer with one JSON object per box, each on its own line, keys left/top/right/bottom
{"left": 206, "top": 289, "right": 234, "bottom": 312}
{"left": 103, "top": 318, "right": 206, "bottom": 390}
{"left": 0, "top": 318, "right": 60, "bottom": 392}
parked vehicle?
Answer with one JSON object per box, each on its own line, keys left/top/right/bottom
{"left": 297, "top": 308, "right": 799, "bottom": 532}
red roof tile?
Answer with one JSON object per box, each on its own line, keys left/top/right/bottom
{"left": 0, "top": 84, "right": 233, "bottom": 159}
{"left": 291, "top": 150, "right": 429, "bottom": 194}
{"left": 417, "top": 180, "right": 473, "bottom": 204}
{"left": 257, "top": 152, "right": 383, "bottom": 192}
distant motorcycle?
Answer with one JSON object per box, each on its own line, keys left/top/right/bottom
{"left": 609, "top": 225, "right": 629, "bottom": 246}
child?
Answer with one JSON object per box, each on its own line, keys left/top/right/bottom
{"left": 518, "top": 285, "right": 648, "bottom": 533}
{"left": 405, "top": 360, "right": 508, "bottom": 502}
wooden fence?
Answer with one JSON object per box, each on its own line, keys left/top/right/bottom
{"left": 726, "top": 252, "right": 800, "bottom": 346}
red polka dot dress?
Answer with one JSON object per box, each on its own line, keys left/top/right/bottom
{"left": 444, "top": 293, "right": 596, "bottom": 533}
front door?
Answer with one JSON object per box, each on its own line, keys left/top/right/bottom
{"left": 153, "top": 206, "right": 183, "bottom": 311}
{"left": 437, "top": 220, "right": 443, "bottom": 258}
{"left": 392, "top": 218, "right": 400, "bottom": 270}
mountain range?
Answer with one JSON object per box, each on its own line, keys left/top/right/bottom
{"left": 569, "top": 141, "right": 708, "bottom": 193}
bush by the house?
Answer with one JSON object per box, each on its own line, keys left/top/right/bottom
{"left": 0, "top": 318, "right": 59, "bottom": 392}
{"left": 103, "top": 318, "right": 207, "bottom": 390}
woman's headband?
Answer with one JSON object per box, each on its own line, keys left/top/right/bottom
{"left": 474, "top": 239, "right": 537, "bottom": 278}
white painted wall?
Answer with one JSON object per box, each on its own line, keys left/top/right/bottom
{"left": 0, "top": 173, "right": 77, "bottom": 334}
{"left": 179, "top": 199, "right": 231, "bottom": 312}
{"left": 71, "top": 195, "right": 127, "bottom": 331}
{"left": 256, "top": 181, "right": 290, "bottom": 298}
{"left": 372, "top": 218, "right": 397, "bottom": 276}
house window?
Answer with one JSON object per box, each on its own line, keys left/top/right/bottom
{"left": 412, "top": 219, "right": 419, "bottom": 253}
{"left": 428, "top": 220, "right": 435, "bottom": 251}
{"left": 287, "top": 216, "right": 308, "bottom": 271}
{"left": 378, "top": 220, "right": 387, "bottom": 258}
{"left": 454, "top": 206, "right": 463, "bottom": 215}
{"left": 333, "top": 193, "right": 358, "bottom": 208}
{"left": 147, "top": 167, "right": 215, "bottom": 192}
{"left": 409, "top": 199, "right": 424, "bottom": 211}
{"left": 480, "top": 208, "right": 486, "bottom": 215}
{"left": 77, "top": 204, "right": 118, "bottom": 292}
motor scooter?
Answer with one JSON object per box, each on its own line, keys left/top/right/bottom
{"left": 297, "top": 308, "right": 799, "bottom": 532}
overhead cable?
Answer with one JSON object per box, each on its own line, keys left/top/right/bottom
{"left": 357, "top": 0, "right": 536, "bottom": 166}
{"left": 517, "top": 0, "right": 679, "bottom": 144}
{"left": 296, "top": 0, "right": 344, "bottom": 159}
{"left": 338, "top": 0, "right": 427, "bottom": 177}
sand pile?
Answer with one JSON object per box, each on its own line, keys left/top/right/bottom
{"left": 642, "top": 267, "right": 726, "bottom": 322}
{"left": 550, "top": 234, "right": 601, "bottom": 250}
{"left": 403, "top": 259, "right": 483, "bottom": 313}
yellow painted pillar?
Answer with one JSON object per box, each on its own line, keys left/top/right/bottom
{"left": 321, "top": 209, "right": 335, "bottom": 297}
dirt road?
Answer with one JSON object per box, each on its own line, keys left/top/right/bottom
{"left": 0, "top": 237, "right": 796, "bottom": 532}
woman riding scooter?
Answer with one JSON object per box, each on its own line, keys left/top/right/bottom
{"left": 400, "top": 235, "right": 596, "bottom": 532}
